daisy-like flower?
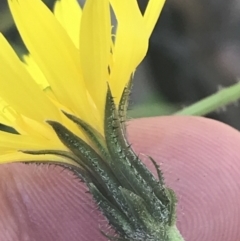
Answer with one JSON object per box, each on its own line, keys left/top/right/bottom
{"left": 0, "top": 0, "right": 184, "bottom": 240}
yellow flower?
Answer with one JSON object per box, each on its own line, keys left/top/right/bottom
{"left": 0, "top": 0, "right": 165, "bottom": 165}
{"left": 0, "top": 2, "right": 187, "bottom": 240}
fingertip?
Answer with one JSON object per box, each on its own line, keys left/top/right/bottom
{"left": 0, "top": 163, "right": 108, "bottom": 241}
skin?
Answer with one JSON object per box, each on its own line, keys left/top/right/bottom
{"left": 0, "top": 116, "right": 239, "bottom": 241}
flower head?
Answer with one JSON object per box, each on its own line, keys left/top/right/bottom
{"left": 0, "top": 1, "right": 185, "bottom": 240}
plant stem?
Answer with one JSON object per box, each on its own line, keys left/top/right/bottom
{"left": 167, "top": 225, "right": 185, "bottom": 241}
{"left": 174, "top": 82, "right": 240, "bottom": 116}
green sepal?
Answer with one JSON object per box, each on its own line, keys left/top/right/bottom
{"left": 87, "top": 182, "right": 135, "bottom": 239}
{"left": 46, "top": 120, "right": 135, "bottom": 218}
{"left": 165, "top": 188, "right": 177, "bottom": 226}
{"left": 120, "top": 187, "right": 169, "bottom": 241}
{"left": 62, "top": 111, "right": 110, "bottom": 160}
{"left": 104, "top": 87, "right": 170, "bottom": 222}
{"left": 118, "top": 79, "right": 133, "bottom": 128}
{"left": 23, "top": 85, "right": 182, "bottom": 240}
{"left": 21, "top": 149, "right": 81, "bottom": 164}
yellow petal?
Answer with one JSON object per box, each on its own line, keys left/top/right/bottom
{"left": 22, "top": 56, "right": 57, "bottom": 107}
{"left": 0, "top": 34, "right": 61, "bottom": 123}
{"left": 0, "top": 152, "right": 75, "bottom": 165}
{"left": 0, "top": 98, "right": 18, "bottom": 127}
{"left": 109, "top": 0, "right": 148, "bottom": 104}
{"left": 0, "top": 97, "right": 61, "bottom": 139}
{"left": 143, "top": 0, "right": 166, "bottom": 37}
{"left": 54, "top": 0, "right": 82, "bottom": 48}
{"left": 80, "top": 0, "right": 111, "bottom": 118}
{"left": 22, "top": 55, "right": 50, "bottom": 91}
{"left": 8, "top": 0, "right": 94, "bottom": 124}
{"left": 0, "top": 131, "right": 65, "bottom": 151}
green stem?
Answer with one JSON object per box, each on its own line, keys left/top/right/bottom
{"left": 174, "top": 82, "right": 240, "bottom": 116}
{"left": 167, "top": 225, "right": 185, "bottom": 241}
